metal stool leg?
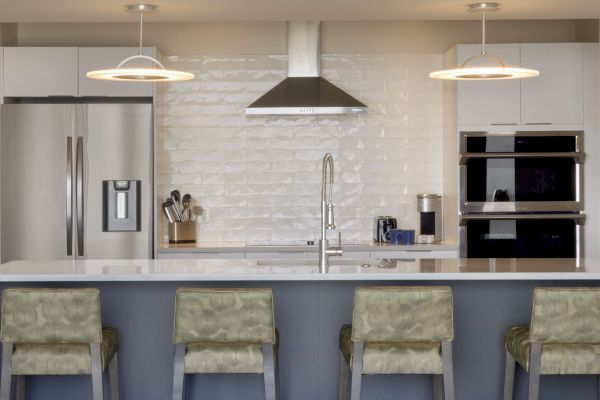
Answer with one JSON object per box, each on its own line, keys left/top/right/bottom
{"left": 528, "top": 343, "right": 542, "bottom": 400}
{"left": 503, "top": 351, "right": 516, "bottom": 400}
{"left": 350, "top": 341, "right": 364, "bottom": 400}
{"left": 90, "top": 343, "right": 104, "bottom": 400}
{"left": 0, "top": 343, "right": 13, "bottom": 400}
{"left": 108, "top": 352, "right": 120, "bottom": 400}
{"left": 338, "top": 352, "right": 349, "bottom": 400}
{"left": 172, "top": 343, "right": 186, "bottom": 400}
{"left": 263, "top": 344, "right": 276, "bottom": 400}
{"left": 441, "top": 341, "right": 455, "bottom": 400}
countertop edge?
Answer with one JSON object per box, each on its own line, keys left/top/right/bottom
{"left": 157, "top": 243, "right": 459, "bottom": 253}
{"left": 0, "top": 272, "right": 596, "bottom": 282}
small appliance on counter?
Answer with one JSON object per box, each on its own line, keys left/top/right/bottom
{"left": 162, "top": 190, "right": 202, "bottom": 244}
{"left": 417, "top": 194, "right": 442, "bottom": 243}
{"left": 373, "top": 216, "right": 397, "bottom": 243}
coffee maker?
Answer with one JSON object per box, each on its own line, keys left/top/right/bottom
{"left": 417, "top": 194, "right": 442, "bottom": 242}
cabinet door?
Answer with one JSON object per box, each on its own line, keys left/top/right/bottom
{"left": 521, "top": 43, "right": 583, "bottom": 126}
{"left": 78, "top": 47, "right": 154, "bottom": 97}
{"left": 4, "top": 47, "right": 78, "bottom": 97}
{"left": 457, "top": 44, "right": 521, "bottom": 126}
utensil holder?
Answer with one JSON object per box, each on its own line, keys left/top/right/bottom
{"left": 168, "top": 221, "right": 196, "bottom": 244}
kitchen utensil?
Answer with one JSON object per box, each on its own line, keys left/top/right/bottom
{"left": 373, "top": 216, "right": 397, "bottom": 243}
{"left": 170, "top": 190, "right": 183, "bottom": 221}
{"left": 181, "top": 193, "right": 192, "bottom": 222}
{"left": 162, "top": 198, "right": 179, "bottom": 223}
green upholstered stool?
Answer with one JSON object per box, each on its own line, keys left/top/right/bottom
{"left": 171, "top": 288, "right": 278, "bottom": 400}
{"left": 0, "top": 288, "right": 119, "bottom": 400}
{"left": 338, "top": 286, "right": 455, "bottom": 400}
{"left": 503, "top": 287, "right": 600, "bottom": 400}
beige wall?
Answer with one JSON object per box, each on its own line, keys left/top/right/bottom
{"left": 16, "top": 20, "right": 599, "bottom": 55}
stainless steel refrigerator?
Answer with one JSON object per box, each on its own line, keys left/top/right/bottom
{"left": 1, "top": 103, "right": 153, "bottom": 262}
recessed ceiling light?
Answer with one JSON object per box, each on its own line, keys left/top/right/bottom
{"left": 430, "top": 3, "right": 539, "bottom": 81}
{"left": 86, "top": 4, "right": 194, "bottom": 83}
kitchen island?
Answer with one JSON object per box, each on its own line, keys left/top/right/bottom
{"left": 0, "top": 258, "right": 598, "bottom": 400}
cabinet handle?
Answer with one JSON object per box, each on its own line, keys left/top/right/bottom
{"left": 525, "top": 122, "right": 552, "bottom": 125}
{"left": 491, "top": 123, "right": 518, "bottom": 126}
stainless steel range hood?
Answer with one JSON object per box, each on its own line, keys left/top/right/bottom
{"left": 246, "top": 22, "right": 368, "bottom": 115}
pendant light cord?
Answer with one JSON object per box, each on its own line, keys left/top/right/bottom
{"left": 481, "top": 10, "right": 486, "bottom": 55}
{"left": 138, "top": 10, "right": 144, "bottom": 56}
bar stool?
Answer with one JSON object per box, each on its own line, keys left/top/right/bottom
{"left": 171, "top": 288, "right": 278, "bottom": 400}
{"left": 338, "top": 286, "right": 455, "bottom": 400}
{"left": 0, "top": 288, "right": 119, "bottom": 400}
{"left": 503, "top": 287, "right": 600, "bottom": 400}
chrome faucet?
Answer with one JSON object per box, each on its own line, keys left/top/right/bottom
{"left": 319, "top": 153, "right": 342, "bottom": 273}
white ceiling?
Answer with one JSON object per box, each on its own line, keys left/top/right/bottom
{"left": 0, "top": 0, "right": 599, "bottom": 22}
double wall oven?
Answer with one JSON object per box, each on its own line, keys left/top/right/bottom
{"left": 459, "top": 131, "right": 585, "bottom": 258}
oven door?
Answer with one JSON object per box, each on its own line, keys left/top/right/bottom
{"left": 460, "top": 132, "right": 584, "bottom": 213}
{"left": 459, "top": 214, "right": 585, "bottom": 258}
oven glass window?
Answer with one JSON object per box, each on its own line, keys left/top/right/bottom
{"left": 465, "top": 158, "right": 576, "bottom": 202}
{"left": 465, "top": 219, "right": 576, "bottom": 258}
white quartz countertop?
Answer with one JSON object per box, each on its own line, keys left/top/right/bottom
{"left": 0, "top": 258, "right": 596, "bottom": 282}
{"left": 158, "top": 241, "right": 459, "bottom": 253}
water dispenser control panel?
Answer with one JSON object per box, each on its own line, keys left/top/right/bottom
{"left": 102, "top": 180, "right": 141, "bottom": 232}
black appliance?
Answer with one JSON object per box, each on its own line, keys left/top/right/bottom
{"left": 459, "top": 131, "right": 585, "bottom": 258}
{"left": 373, "top": 216, "right": 397, "bottom": 243}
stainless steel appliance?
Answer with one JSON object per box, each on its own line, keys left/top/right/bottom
{"left": 459, "top": 131, "right": 585, "bottom": 258}
{"left": 1, "top": 103, "right": 153, "bottom": 262}
{"left": 417, "top": 194, "right": 442, "bottom": 242}
{"left": 460, "top": 214, "right": 584, "bottom": 258}
{"left": 246, "top": 22, "right": 367, "bottom": 115}
{"left": 373, "top": 216, "right": 397, "bottom": 244}
{"left": 460, "top": 131, "right": 584, "bottom": 213}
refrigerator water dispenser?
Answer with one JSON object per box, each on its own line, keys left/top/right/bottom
{"left": 102, "top": 180, "right": 141, "bottom": 232}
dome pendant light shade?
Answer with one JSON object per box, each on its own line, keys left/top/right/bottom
{"left": 87, "top": 4, "right": 194, "bottom": 82}
{"left": 430, "top": 3, "right": 539, "bottom": 81}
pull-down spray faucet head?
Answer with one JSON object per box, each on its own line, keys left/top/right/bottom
{"left": 322, "top": 153, "right": 335, "bottom": 229}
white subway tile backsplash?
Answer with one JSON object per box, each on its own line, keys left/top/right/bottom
{"left": 158, "top": 53, "right": 444, "bottom": 243}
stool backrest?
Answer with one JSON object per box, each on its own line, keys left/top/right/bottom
{"left": 351, "top": 286, "right": 454, "bottom": 342}
{"left": 1, "top": 288, "right": 102, "bottom": 343}
{"left": 173, "top": 288, "right": 276, "bottom": 344}
{"left": 530, "top": 287, "right": 600, "bottom": 343}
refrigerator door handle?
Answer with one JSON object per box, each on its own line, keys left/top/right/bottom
{"left": 76, "top": 136, "right": 84, "bottom": 256}
{"left": 66, "top": 136, "right": 73, "bottom": 256}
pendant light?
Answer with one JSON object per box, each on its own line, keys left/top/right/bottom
{"left": 430, "top": 3, "right": 539, "bottom": 80}
{"left": 87, "top": 4, "right": 194, "bottom": 82}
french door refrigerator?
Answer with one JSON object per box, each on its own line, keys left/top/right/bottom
{"left": 1, "top": 103, "right": 153, "bottom": 262}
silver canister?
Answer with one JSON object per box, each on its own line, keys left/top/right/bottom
{"left": 168, "top": 221, "right": 197, "bottom": 244}
{"left": 417, "top": 194, "right": 442, "bottom": 242}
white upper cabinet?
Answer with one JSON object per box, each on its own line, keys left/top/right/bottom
{"left": 455, "top": 43, "right": 584, "bottom": 129}
{"left": 3, "top": 47, "right": 157, "bottom": 98}
{"left": 78, "top": 47, "right": 155, "bottom": 97}
{"left": 520, "top": 43, "right": 583, "bottom": 126}
{"left": 457, "top": 44, "right": 521, "bottom": 126}
{"left": 4, "top": 47, "right": 78, "bottom": 97}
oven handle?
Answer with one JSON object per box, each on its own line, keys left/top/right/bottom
{"left": 459, "top": 152, "right": 585, "bottom": 165}
{"left": 459, "top": 214, "right": 586, "bottom": 226}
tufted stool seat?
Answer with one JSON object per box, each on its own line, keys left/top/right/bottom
{"left": 339, "top": 324, "right": 444, "bottom": 375}
{"left": 338, "top": 286, "right": 455, "bottom": 400}
{"left": 171, "top": 288, "right": 279, "bottom": 400}
{"left": 503, "top": 288, "right": 600, "bottom": 400}
{"left": 0, "top": 288, "right": 120, "bottom": 400}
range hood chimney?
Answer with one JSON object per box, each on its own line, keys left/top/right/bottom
{"left": 246, "top": 22, "right": 368, "bottom": 115}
